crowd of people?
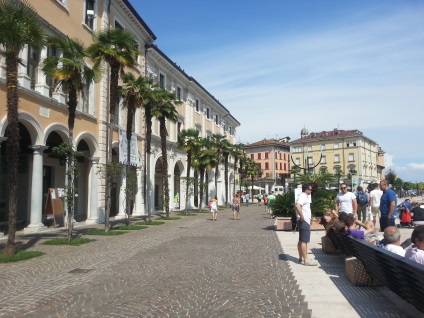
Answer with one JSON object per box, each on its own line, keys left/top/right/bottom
{"left": 319, "top": 180, "right": 424, "bottom": 266}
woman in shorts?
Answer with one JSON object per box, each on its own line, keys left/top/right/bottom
{"left": 209, "top": 196, "right": 218, "bottom": 221}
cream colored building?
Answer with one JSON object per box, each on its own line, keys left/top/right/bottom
{"left": 0, "top": 0, "right": 239, "bottom": 232}
{"left": 289, "top": 128, "right": 385, "bottom": 188}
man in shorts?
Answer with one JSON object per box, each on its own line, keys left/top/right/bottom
{"left": 295, "top": 184, "right": 317, "bottom": 266}
{"left": 369, "top": 183, "right": 383, "bottom": 226}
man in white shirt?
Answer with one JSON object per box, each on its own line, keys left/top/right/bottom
{"left": 369, "top": 183, "right": 383, "bottom": 226}
{"left": 335, "top": 183, "right": 357, "bottom": 216}
{"left": 295, "top": 184, "right": 317, "bottom": 266}
{"left": 381, "top": 226, "right": 405, "bottom": 257}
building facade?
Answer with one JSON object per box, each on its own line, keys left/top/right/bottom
{"left": 0, "top": 0, "right": 239, "bottom": 232}
{"left": 244, "top": 138, "right": 291, "bottom": 192}
{"left": 289, "top": 128, "right": 385, "bottom": 188}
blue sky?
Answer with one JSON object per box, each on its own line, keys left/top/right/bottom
{"left": 130, "top": 0, "right": 424, "bottom": 183}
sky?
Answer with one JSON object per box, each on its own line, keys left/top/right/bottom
{"left": 130, "top": 0, "right": 424, "bottom": 183}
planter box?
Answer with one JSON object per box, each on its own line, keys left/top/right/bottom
{"left": 274, "top": 217, "right": 324, "bottom": 231}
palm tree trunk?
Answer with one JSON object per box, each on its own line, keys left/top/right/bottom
{"left": 160, "top": 118, "right": 170, "bottom": 217}
{"left": 4, "top": 52, "right": 19, "bottom": 256}
{"left": 214, "top": 165, "right": 219, "bottom": 198}
{"left": 224, "top": 155, "right": 229, "bottom": 206}
{"left": 199, "top": 169, "right": 205, "bottom": 211}
{"left": 126, "top": 106, "right": 135, "bottom": 225}
{"left": 144, "top": 105, "right": 152, "bottom": 221}
{"left": 66, "top": 85, "right": 78, "bottom": 241}
{"left": 185, "top": 151, "right": 191, "bottom": 212}
{"left": 105, "top": 64, "right": 119, "bottom": 231}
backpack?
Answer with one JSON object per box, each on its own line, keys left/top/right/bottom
{"left": 356, "top": 192, "right": 368, "bottom": 205}
{"left": 264, "top": 197, "right": 268, "bottom": 205}
{"left": 401, "top": 207, "right": 412, "bottom": 223}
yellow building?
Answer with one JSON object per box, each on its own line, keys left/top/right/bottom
{"left": 289, "top": 128, "right": 385, "bottom": 188}
{"left": 0, "top": 0, "right": 239, "bottom": 232}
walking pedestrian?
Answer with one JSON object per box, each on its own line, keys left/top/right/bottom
{"left": 231, "top": 194, "right": 241, "bottom": 220}
{"left": 296, "top": 184, "right": 317, "bottom": 266}
{"left": 369, "top": 183, "right": 383, "bottom": 226}
{"left": 245, "top": 192, "right": 250, "bottom": 206}
{"left": 209, "top": 196, "right": 218, "bottom": 221}
{"left": 267, "top": 191, "right": 276, "bottom": 218}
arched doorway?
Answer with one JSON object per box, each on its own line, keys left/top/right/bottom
{"left": 0, "top": 123, "right": 33, "bottom": 225}
{"left": 75, "top": 139, "right": 90, "bottom": 222}
{"left": 173, "top": 163, "right": 182, "bottom": 210}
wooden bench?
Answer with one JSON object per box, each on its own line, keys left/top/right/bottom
{"left": 327, "top": 230, "right": 424, "bottom": 313}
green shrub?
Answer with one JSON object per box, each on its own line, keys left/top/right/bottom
{"left": 0, "top": 251, "right": 44, "bottom": 263}
{"left": 269, "top": 192, "right": 295, "bottom": 217}
{"left": 135, "top": 221, "right": 165, "bottom": 225}
{"left": 311, "top": 189, "right": 337, "bottom": 217}
{"left": 42, "top": 238, "right": 95, "bottom": 246}
{"left": 113, "top": 225, "right": 148, "bottom": 230}
{"left": 85, "top": 230, "right": 128, "bottom": 235}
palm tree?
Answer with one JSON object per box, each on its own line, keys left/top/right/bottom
{"left": 42, "top": 35, "right": 100, "bottom": 239}
{"left": 245, "top": 158, "right": 259, "bottom": 195}
{"left": 231, "top": 144, "right": 243, "bottom": 197}
{"left": 120, "top": 73, "right": 151, "bottom": 225}
{"left": 210, "top": 134, "right": 227, "bottom": 199}
{"left": 151, "top": 88, "right": 181, "bottom": 217}
{"left": 221, "top": 139, "right": 232, "bottom": 206}
{"left": 177, "top": 128, "right": 200, "bottom": 212}
{"left": 87, "top": 28, "right": 139, "bottom": 230}
{"left": 0, "top": 0, "right": 44, "bottom": 256}
{"left": 193, "top": 138, "right": 218, "bottom": 210}
{"left": 238, "top": 151, "right": 248, "bottom": 195}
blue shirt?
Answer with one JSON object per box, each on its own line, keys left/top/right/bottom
{"left": 380, "top": 188, "right": 397, "bottom": 218}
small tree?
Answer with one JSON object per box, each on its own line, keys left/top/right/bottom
{"left": 123, "top": 167, "right": 138, "bottom": 225}
{"left": 52, "top": 143, "right": 83, "bottom": 241}
{"left": 97, "top": 162, "right": 122, "bottom": 231}
{"left": 181, "top": 176, "right": 196, "bottom": 214}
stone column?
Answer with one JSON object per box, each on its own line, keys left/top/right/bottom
{"left": 35, "top": 47, "right": 50, "bottom": 96}
{"left": 116, "top": 164, "right": 126, "bottom": 219}
{"left": 25, "top": 145, "right": 49, "bottom": 233}
{"left": 86, "top": 157, "right": 100, "bottom": 224}
{"left": 132, "top": 166, "right": 145, "bottom": 216}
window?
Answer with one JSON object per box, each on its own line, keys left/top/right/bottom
{"left": 27, "top": 45, "right": 39, "bottom": 90}
{"left": 265, "top": 152, "right": 268, "bottom": 159}
{"left": 307, "top": 156, "right": 313, "bottom": 165}
{"left": 307, "top": 145, "right": 312, "bottom": 151}
{"left": 46, "top": 46, "right": 60, "bottom": 97}
{"left": 177, "top": 122, "right": 182, "bottom": 136}
{"left": 195, "top": 99, "right": 200, "bottom": 112}
{"left": 348, "top": 153, "right": 354, "bottom": 161}
{"left": 159, "top": 73, "right": 165, "bottom": 89}
{"left": 195, "top": 125, "right": 201, "bottom": 135}
{"left": 115, "top": 20, "right": 124, "bottom": 29}
{"left": 176, "top": 86, "right": 182, "bottom": 101}
{"left": 81, "top": 76, "right": 92, "bottom": 114}
{"left": 321, "top": 144, "right": 326, "bottom": 150}
{"left": 257, "top": 163, "right": 261, "bottom": 170}
{"left": 334, "top": 154, "right": 340, "bottom": 163}
{"left": 223, "top": 123, "right": 226, "bottom": 132}
{"left": 321, "top": 155, "right": 326, "bottom": 164}
{"left": 346, "top": 141, "right": 357, "bottom": 147}
{"left": 84, "top": 0, "right": 96, "bottom": 30}
{"left": 293, "top": 146, "right": 302, "bottom": 153}
{"left": 279, "top": 163, "right": 282, "bottom": 170}
{"left": 206, "top": 107, "right": 210, "bottom": 119}
{"left": 295, "top": 158, "right": 300, "bottom": 165}
{"left": 228, "top": 127, "right": 232, "bottom": 135}
{"left": 334, "top": 143, "right": 339, "bottom": 149}
{"left": 265, "top": 162, "right": 269, "bottom": 170}
{"left": 258, "top": 153, "right": 261, "bottom": 159}
{"left": 251, "top": 154, "right": 254, "bottom": 160}
{"left": 215, "top": 114, "right": 219, "bottom": 125}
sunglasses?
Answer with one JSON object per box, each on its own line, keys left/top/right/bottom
{"left": 341, "top": 187, "right": 347, "bottom": 189}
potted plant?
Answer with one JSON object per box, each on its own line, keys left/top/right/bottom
{"left": 269, "top": 192, "right": 296, "bottom": 231}
{"left": 310, "top": 189, "right": 337, "bottom": 230}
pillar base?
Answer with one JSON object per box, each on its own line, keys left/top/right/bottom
{"left": 85, "top": 218, "right": 100, "bottom": 225}
{"left": 131, "top": 210, "right": 146, "bottom": 217}
{"left": 24, "top": 223, "right": 48, "bottom": 233}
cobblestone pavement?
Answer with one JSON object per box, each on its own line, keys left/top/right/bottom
{"left": 0, "top": 206, "right": 310, "bottom": 318}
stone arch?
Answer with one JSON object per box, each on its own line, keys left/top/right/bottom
{"left": 154, "top": 156, "right": 164, "bottom": 211}
{"left": 75, "top": 132, "right": 100, "bottom": 158}
{"left": 0, "top": 111, "right": 44, "bottom": 145}
{"left": 44, "top": 123, "right": 68, "bottom": 145}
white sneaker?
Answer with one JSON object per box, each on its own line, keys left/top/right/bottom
{"left": 304, "top": 260, "right": 318, "bottom": 266}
